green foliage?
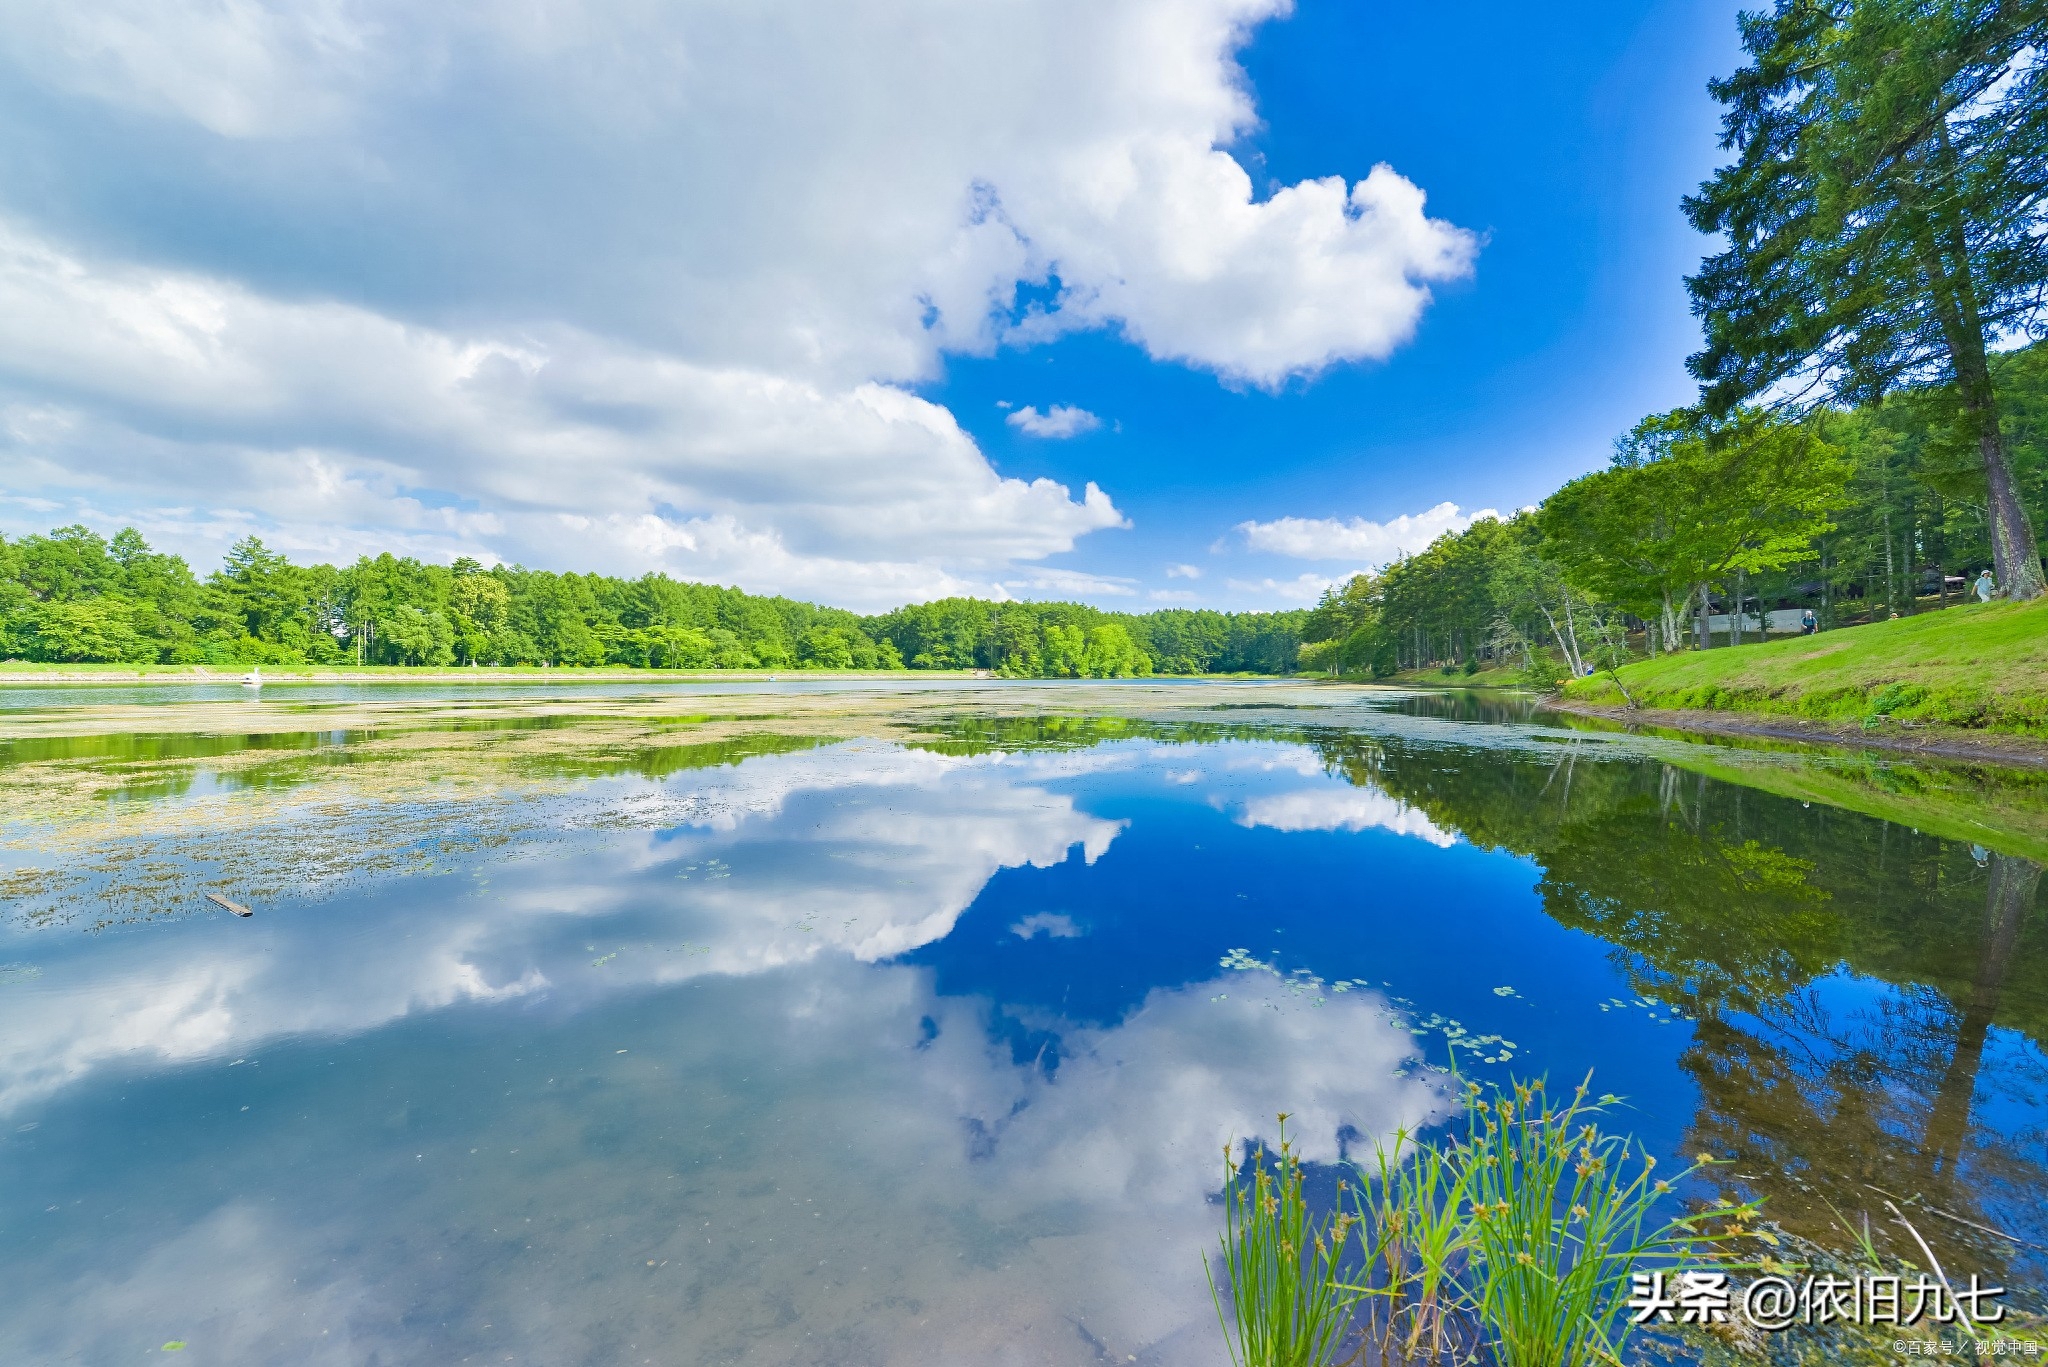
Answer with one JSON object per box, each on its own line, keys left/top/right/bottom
{"left": 1543, "top": 411, "right": 1851, "bottom": 622}
{"left": 1685, "top": 0, "right": 2048, "bottom": 597}
{"left": 1441, "top": 1077, "right": 1747, "bottom": 1367}
{"left": 1209, "top": 1117, "right": 1360, "bottom": 1367}
{"left": 1349, "top": 1117, "right": 1477, "bottom": 1361}
{"left": 1306, "top": 340, "right": 2048, "bottom": 681}
{"left": 0, "top": 526, "right": 1303, "bottom": 673}
{"left": 22, "top": 598, "right": 152, "bottom": 663}
{"left": 1564, "top": 594, "right": 2048, "bottom": 734}
{"left": 1346, "top": 1078, "right": 1749, "bottom": 1367}
{"left": 1215, "top": 1080, "right": 1753, "bottom": 1367}
{"left": 870, "top": 597, "right": 1301, "bottom": 676}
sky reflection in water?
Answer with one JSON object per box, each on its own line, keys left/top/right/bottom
{"left": 0, "top": 698, "right": 2042, "bottom": 1365}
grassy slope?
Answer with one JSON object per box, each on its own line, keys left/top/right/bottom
{"left": 1565, "top": 596, "right": 2048, "bottom": 733}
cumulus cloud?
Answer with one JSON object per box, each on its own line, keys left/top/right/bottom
{"left": 1165, "top": 562, "right": 1202, "bottom": 579}
{"left": 1226, "top": 571, "right": 1354, "bottom": 603}
{"left": 1239, "top": 502, "right": 1503, "bottom": 566}
{"left": 0, "top": 224, "right": 1127, "bottom": 605}
{"left": 1022, "top": 162, "right": 1474, "bottom": 386}
{"left": 1006, "top": 403, "right": 1102, "bottom": 438}
{"left": 0, "top": 0, "right": 1471, "bottom": 598}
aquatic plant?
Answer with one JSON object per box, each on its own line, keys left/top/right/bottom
{"left": 1348, "top": 1121, "right": 1479, "bottom": 1363}
{"left": 1209, "top": 1115, "right": 1361, "bottom": 1367}
{"left": 1210, "top": 1075, "right": 1755, "bottom": 1367}
{"left": 1447, "top": 1075, "right": 1743, "bottom": 1366}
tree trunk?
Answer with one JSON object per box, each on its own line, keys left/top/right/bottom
{"left": 1913, "top": 162, "right": 2046, "bottom": 600}
{"left": 1535, "top": 602, "right": 1580, "bottom": 677}
{"left": 1694, "top": 582, "right": 1710, "bottom": 649}
{"left": 1934, "top": 495, "right": 1948, "bottom": 609}
{"left": 1819, "top": 538, "right": 1831, "bottom": 628}
{"left": 1882, "top": 494, "right": 1896, "bottom": 615}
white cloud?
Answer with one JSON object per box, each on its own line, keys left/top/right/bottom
{"left": 0, "top": 224, "right": 1123, "bottom": 605}
{"left": 1226, "top": 571, "right": 1356, "bottom": 603}
{"left": 1238, "top": 501, "right": 1503, "bottom": 566}
{"left": 0, "top": 0, "right": 1471, "bottom": 597}
{"left": 1165, "top": 562, "right": 1202, "bottom": 579}
{"left": 1006, "top": 403, "right": 1102, "bottom": 439}
{"left": 998, "top": 565, "right": 1140, "bottom": 599}
{"left": 1022, "top": 162, "right": 1474, "bottom": 387}
{"left": 1148, "top": 588, "right": 1198, "bottom": 602}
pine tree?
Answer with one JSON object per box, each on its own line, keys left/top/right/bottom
{"left": 1685, "top": 0, "right": 2048, "bottom": 598}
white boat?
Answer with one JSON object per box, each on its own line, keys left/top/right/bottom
{"left": 240, "top": 665, "right": 263, "bottom": 687}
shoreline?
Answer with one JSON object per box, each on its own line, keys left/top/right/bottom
{"left": 1545, "top": 698, "right": 2048, "bottom": 769}
{"left": 0, "top": 666, "right": 975, "bottom": 686}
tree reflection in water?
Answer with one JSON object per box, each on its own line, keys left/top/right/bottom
{"left": 1309, "top": 728, "right": 2048, "bottom": 1281}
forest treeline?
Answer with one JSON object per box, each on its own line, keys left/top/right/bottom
{"left": 0, "top": 529, "right": 1305, "bottom": 676}
{"left": 1302, "top": 341, "right": 2048, "bottom": 681}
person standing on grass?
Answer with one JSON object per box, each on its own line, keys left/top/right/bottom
{"left": 1976, "top": 570, "right": 1996, "bottom": 603}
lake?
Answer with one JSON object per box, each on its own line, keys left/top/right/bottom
{"left": 0, "top": 680, "right": 2041, "bottom": 1364}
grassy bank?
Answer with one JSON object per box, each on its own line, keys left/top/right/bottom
{"left": 1564, "top": 597, "right": 2048, "bottom": 735}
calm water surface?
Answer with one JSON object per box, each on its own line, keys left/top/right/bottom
{"left": 0, "top": 674, "right": 1248, "bottom": 713}
{"left": 0, "top": 687, "right": 2041, "bottom": 1364}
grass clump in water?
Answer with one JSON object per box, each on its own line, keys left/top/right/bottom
{"left": 1210, "top": 1073, "right": 1754, "bottom": 1366}
{"left": 1210, "top": 1114, "right": 1362, "bottom": 1367}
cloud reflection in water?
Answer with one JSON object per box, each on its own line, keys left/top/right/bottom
{"left": 0, "top": 739, "right": 1441, "bottom": 1365}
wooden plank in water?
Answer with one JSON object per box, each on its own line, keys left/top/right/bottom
{"left": 205, "top": 892, "right": 253, "bottom": 918}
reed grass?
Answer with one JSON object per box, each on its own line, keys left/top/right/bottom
{"left": 1209, "top": 1114, "right": 1362, "bottom": 1367}
{"left": 1448, "top": 1075, "right": 1746, "bottom": 1366}
{"left": 1349, "top": 1122, "right": 1478, "bottom": 1363}
{"left": 1209, "top": 1073, "right": 1756, "bottom": 1367}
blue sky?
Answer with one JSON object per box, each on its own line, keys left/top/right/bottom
{"left": 941, "top": 0, "right": 1745, "bottom": 605}
{"left": 0, "top": 0, "right": 1743, "bottom": 610}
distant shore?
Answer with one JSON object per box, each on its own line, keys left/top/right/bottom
{"left": 0, "top": 664, "right": 983, "bottom": 686}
